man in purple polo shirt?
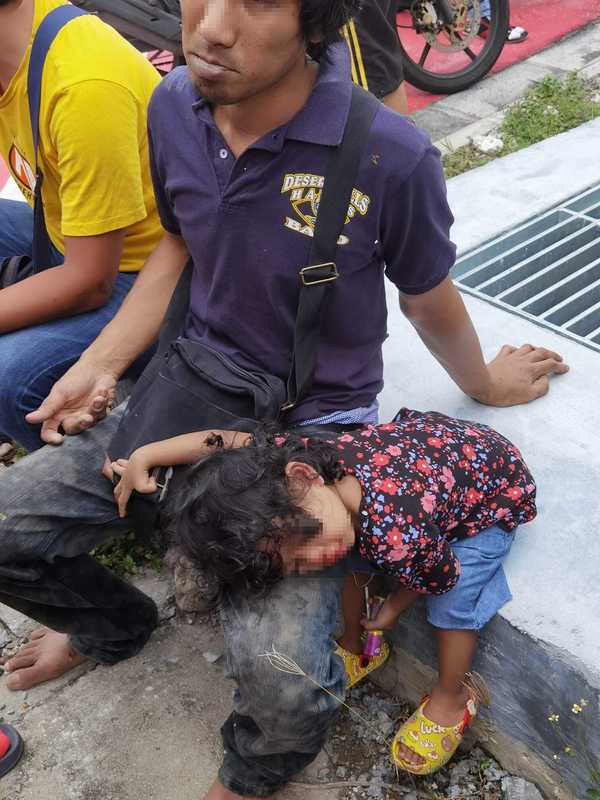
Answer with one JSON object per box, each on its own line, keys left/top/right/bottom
{"left": 0, "top": 1, "right": 567, "bottom": 798}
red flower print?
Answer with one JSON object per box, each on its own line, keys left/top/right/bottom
{"left": 427, "top": 437, "right": 443, "bottom": 448}
{"left": 378, "top": 478, "right": 398, "bottom": 495}
{"left": 495, "top": 507, "right": 510, "bottom": 519}
{"left": 339, "top": 434, "right": 354, "bottom": 443}
{"left": 372, "top": 453, "right": 390, "bottom": 467}
{"left": 416, "top": 459, "right": 432, "bottom": 475}
{"left": 386, "top": 527, "right": 404, "bottom": 548}
{"left": 421, "top": 492, "right": 436, "bottom": 514}
{"left": 441, "top": 466, "right": 455, "bottom": 492}
{"left": 388, "top": 543, "right": 411, "bottom": 561}
{"left": 504, "top": 486, "right": 523, "bottom": 501}
{"left": 386, "top": 445, "right": 402, "bottom": 456}
{"left": 462, "top": 444, "right": 476, "bottom": 460}
{"left": 465, "top": 488, "right": 481, "bottom": 505}
{"left": 379, "top": 424, "right": 396, "bottom": 431}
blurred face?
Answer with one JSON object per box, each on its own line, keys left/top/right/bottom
{"left": 181, "top": 0, "right": 307, "bottom": 105}
{"left": 276, "top": 462, "right": 356, "bottom": 574}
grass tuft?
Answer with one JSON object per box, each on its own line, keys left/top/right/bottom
{"left": 443, "top": 73, "right": 600, "bottom": 179}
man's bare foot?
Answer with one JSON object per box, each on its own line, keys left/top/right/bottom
{"left": 396, "top": 685, "right": 471, "bottom": 767}
{"left": 204, "top": 779, "right": 260, "bottom": 800}
{"left": 1, "top": 628, "right": 87, "bottom": 691}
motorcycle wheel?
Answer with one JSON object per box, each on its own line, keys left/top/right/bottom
{"left": 397, "top": 0, "right": 510, "bottom": 95}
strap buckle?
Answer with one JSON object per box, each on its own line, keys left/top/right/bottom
{"left": 280, "top": 400, "right": 295, "bottom": 412}
{"left": 299, "top": 262, "right": 339, "bottom": 286}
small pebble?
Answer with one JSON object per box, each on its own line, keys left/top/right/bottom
{"left": 0, "top": 442, "right": 14, "bottom": 460}
{"left": 203, "top": 651, "right": 222, "bottom": 664}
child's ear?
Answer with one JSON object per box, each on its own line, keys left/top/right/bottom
{"left": 285, "top": 461, "right": 321, "bottom": 483}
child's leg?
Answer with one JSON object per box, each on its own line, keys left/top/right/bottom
{"left": 338, "top": 573, "right": 368, "bottom": 654}
{"left": 396, "top": 628, "right": 478, "bottom": 767}
{"left": 397, "top": 524, "right": 514, "bottom": 768}
{"left": 338, "top": 573, "right": 384, "bottom": 654}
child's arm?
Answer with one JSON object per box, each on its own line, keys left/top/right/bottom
{"left": 109, "top": 429, "right": 252, "bottom": 517}
{"left": 124, "top": 429, "right": 252, "bottom": 469}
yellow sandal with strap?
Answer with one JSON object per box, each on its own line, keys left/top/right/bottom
{"left": 335, "top": 640, "right": 390, "bottom": 689}
{"left": 391, "top": 672, "right": 491, "bottom": 775}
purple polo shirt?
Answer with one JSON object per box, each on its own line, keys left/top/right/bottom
{"left": 147, "top": 57, "right": 456, "bottom": 424}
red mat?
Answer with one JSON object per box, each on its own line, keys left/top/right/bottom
{"left": 403, "top": 0, "right": 600, "bottom": 110}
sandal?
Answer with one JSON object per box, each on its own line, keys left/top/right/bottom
{"left": 335, "top": 640, "right": 390, "bottom": 689}
{"left": 506, "top": 25, "right": 528, "bottom": 44}
{"left": 390, "top": 672, "right": 490, "bottom": 775}
{"left": 479, "top": 17, "right": 528, "bottom": 43}
{"left": 0, "top": 724, "right": 24, "bottom": 778}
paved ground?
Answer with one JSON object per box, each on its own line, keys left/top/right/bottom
{"left": 415, "top": 19, "right": 600, "bottom": 148}
{"left": 403, "top": 0, "right": 600, "bottom": 111}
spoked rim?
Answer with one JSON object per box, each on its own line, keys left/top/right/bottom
{"left": 397, "top": 0, "right": 501, "bottom": 82}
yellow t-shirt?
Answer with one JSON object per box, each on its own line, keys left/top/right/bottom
{"left": 0, "top": 0, "right": 163, "bottom": 272}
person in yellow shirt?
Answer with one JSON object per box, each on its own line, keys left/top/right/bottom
{"left": 0, "top": 0, "right": 162, "bottom": 451}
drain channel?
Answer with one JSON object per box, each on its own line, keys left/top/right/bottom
{"left": 452, "top": 184, "right": 600, "bottom": 353}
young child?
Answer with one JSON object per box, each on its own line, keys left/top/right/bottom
{"left": 110, "top": 408, "right": 536, "bottom": 775}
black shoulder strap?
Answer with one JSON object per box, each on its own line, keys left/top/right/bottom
{"left": 27, "top": 4, "right": 87, "bottom": 272}
{"left": 283, "top": 85, "right": 380, "bottom": 411}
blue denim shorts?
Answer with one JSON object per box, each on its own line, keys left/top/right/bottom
{"left": 340, "top": 523, "right": 515, "bottom": 631}
{"left": 425, "top": 524, "right": 514, "bottom": 630}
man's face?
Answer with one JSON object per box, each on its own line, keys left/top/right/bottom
{"left": 181, "top": 0, "right": 307, "bottom": 105}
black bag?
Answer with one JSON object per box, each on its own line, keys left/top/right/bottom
{"left": 0, "top": 6, "right": 86, "bottom": 287}
{"left": 107, "top": 86, "right": 380, "bottom": 524}
{"left": 0, "top": 256, "right": 36, "bottom": 289}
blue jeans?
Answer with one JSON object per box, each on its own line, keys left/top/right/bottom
{"left": 0, "top": 199, "right": 147, "bottom": 451}
{"left": 0, "top": 403, "right": 346, "bottom": 795}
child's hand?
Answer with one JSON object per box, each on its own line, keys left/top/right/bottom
{"left": 361, "top": 587, "right": 419, "bottom": 631}
{"left": 111, "top": 449, "right": 158, "bottom": 518}
{"left": 361, "top": 595, "right": 403, "bottom": 631}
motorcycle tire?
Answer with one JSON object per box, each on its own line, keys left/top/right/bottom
{"left": 398, "top": 0, "right": 510, "bottom": 95}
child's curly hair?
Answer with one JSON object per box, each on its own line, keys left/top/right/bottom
{"left": 165, "top": 427, "right": 345, "bottom": 602}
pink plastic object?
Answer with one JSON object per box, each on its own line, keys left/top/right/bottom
{"left": 363, "top": 629, "right": 384, "bottom": 659}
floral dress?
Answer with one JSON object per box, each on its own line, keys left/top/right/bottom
{"left": 332, "top": 409, "right": 537, "bottom": 595}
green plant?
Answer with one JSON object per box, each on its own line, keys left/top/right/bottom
{"left": 546, "top": 698, "right": 600, "bottom": 798}
{"left": 442, "top": 73, "right": 600, "bottom": 179}
{"left": 587, "top": 768, "right": 600, "bottom": 800}
{"left": 92, "top": 531, "right": 164, "bottom": 577}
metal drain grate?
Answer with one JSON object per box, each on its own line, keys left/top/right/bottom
{"left": 452, "top": 184, "right": 600, "bottom": 354}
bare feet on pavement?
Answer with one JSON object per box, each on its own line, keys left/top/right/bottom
{"left": 1, "top": 628, "right": 87, "bottom": 691}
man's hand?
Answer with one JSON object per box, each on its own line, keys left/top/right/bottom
{"left": 25, "top": 362, "right": 118, "bottom": 445}
{"left": 110, "top": 451, "right": 158, "bottom": 518}
{"left": 399, "top": 279, "right": 570, "bottom": 408}
{"left": 478, "top": 344, "right": 569, "bottom": 407}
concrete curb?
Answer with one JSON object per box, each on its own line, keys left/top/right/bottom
{"left": 408, "top": 20, "right": 600, "bottom": 152}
